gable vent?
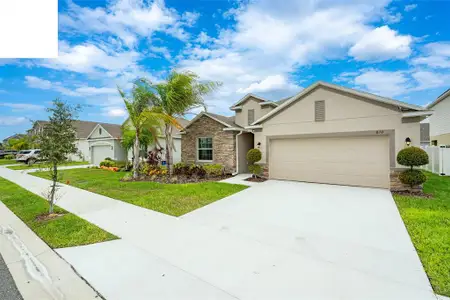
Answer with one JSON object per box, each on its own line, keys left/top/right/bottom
{"left": 248, "top": 109, "right": 255, "bottom": 125}
{"left": 315, "top": 100, "right": 325, "bottom": 122}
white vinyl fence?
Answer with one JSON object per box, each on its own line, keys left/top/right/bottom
{"left": 421, "top": 146, "right": 450, "bottom": 176}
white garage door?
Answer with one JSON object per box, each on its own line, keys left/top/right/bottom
{"left": 269, "top": 135, "right": 390, "bottom": 188}
{"left": 91, "top": 145, "right": 113, "bottom": 165}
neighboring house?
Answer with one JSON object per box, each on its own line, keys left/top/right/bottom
{"left": 427, "top": 88, "right": 450, "bottom": 146}
{"left": 420, "top": 123, "right": 430, "bottom": 146}
{"left": 29, "top": 120, "right": 124, "bottom": 164}
{"left": 123, "top": 117, "right": 190, "bottom": 164}
{"left": 2, "top": 133, "right": 26, "bottom": 145}
{"left": 181, "top": 81, "right": 432, "bottom": 189}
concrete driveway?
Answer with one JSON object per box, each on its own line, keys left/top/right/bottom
{"left": 181, "top": 180, "right": 436, "bottom": 300}
{"left": 5, "top": 163, "right": 434, "bottom": 300}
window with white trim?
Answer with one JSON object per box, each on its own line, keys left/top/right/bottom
{"left": 198, "top": 137, "right": 213, "bottom": 161}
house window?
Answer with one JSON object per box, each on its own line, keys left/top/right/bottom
{"left": 248, "top": 109, "right": 255, "bottom": 125}
{"left": 315, "top": 100, "right": 325, "bottom": 122}
{"left": 198, "top": 137, "right": 213, "bottom": 161}
{"left": 431, "top": 140, "right": 438, "bottom": 146}
{"left": 99, "top": 128, "right": 102, "bottom": 135}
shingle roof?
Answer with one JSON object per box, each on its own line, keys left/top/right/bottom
{"left": 34, "top": 120, "right": 122, "bottom": 139}
{"left": 206, "top": 112, "right": 241, "bottom": 128}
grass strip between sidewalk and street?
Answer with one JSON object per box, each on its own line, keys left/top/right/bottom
{"left": 0, "top": 159, "right": 17, "bottom": 166}
{"left": 31, "top": 168, "right": 248, "bottom": 217}
{"left": 0, "top": 177, "right": 118, "bottom": 248}
{"left": 393, "top": 172, "right": 450, "bottom": 297}
{"left": 7, "top": 161, "right": 89, "bottom": 170}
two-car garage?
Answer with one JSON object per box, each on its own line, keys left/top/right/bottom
{"left": 269, "top": 135, "right": 390, "bottom": 188}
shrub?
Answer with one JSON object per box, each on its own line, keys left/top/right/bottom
{"left": 189, "top": 164, "right": 206, "bottom": 177}
{"left": 104, "top": 157, "right": 112, "bottom": 161}
{"left": 247, "top": 149, "right": 262, "bottom": 164}
{"left": 204, "top": 164, "right": 224, "bottom": 177}
{"left": 397, "top": 146, "right": 429, "bottom": 169}
{"left": 4, "top": 154, "right": 14, "bottom": 160}
{"left": 399, "top": 169, "right": 427, "bottom": 188}
{"left": 247, "top": 148, "right": 262, "bottom": 177}
{"left": 248, "top": 164, "right": 262, "bottom": 176}
{"left": 114, "top": 160, "right": 127, "bottom": 168}
{"left": 173, "top": 162, "right": 190, "bottom": 175}
{"left": 100, "top": 160, "right": 115, "bottom": 167}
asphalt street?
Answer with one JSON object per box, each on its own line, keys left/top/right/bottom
{"left": 0, "top": 253, "right": 23, "bottom": 300}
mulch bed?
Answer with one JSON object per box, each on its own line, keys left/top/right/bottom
{"left": 35, "top": 213, "right": 66, "bottom": 222}
{"left": 122, "top": 174, "right": 232, "bottom": 184}
{"left": 393, "top": 191, "right": 434, "bottom": 199}
{"left": 244, "top": 176, "right": 267, "bottom": 182}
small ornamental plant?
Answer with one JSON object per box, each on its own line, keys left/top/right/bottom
{"left": 396, "top": 146, "right": 429, "bottom": 189}
{"left": 247, "top": 148, "right": 262, "bottom": 177}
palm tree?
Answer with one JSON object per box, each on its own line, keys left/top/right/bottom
{"left": 146, "top": 71, "right": 221, "bottom": 175}
{"left": 119, "top": 80, "right": 179, "bottom": 179}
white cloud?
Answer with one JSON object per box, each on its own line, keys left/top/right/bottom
{"left": 0, "top": 116, "right": 27, "bottom": 126}
{"left": 237, "top": 75, "right": 300, "bottom": 94}
{"left": 412, "top": 42, "right": 450, "bottom": 69}
{"left": 349, "top": 26, "right": 412, "bottom": 61}
{"left": 404, "top": 4, "right": 417, "bottom": 12}
{"left": 25, "top": 76, "right": 118, "bottom": 98}
{"left": 149, "top": 46, "right": 171, "bottom": 60}
{"left": 176, "top": 0, "right": 412, "bottom": 113}
{"left": 60, "top": 0, "right": 197, "bottom": 47}
{"left": 102, "top": 106, "right": 127, "bottom": 117}
{"left": 0, "top": 103, "right": 44, "bottom": 111}
{"left": 411, "top": 71, "right": 450, "bottom": 90}
{"left": 40, "top": 42, "right": 140, "bottom": 76}
{"left": 353, "top": 70, "right": 411, "bottom": 97}
{"left": 25, "top": 76, "right": 79, "bottom": 96}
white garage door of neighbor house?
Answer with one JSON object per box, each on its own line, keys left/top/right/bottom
{"left": 269, "top": 135, "right": 390, "bottom": 188}
{"left": 91, "top": 145, "right": 112, "bottom": 165}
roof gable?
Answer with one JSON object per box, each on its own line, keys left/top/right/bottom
{"left": 87, "top": 124, "right": 113, "bottom": 139}
{"left": 230, "top": 94, "right": 271, "bottom": 110}
{"left": 427, "top": 88, "right": 450, "bottom": 109}
{"left": 253, "top": 81, "right": 426, "bottom": 125}
{"left": 183, "top": 112, "right": 240, "bottom": 130}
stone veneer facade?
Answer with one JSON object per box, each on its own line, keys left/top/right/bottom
{"left": 181, "top": 115, "right": 237, "bottom": 173}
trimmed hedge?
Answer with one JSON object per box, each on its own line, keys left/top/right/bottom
{"left": 399, "top": 169, "right": 427, "bottom": 188}
{"left": 397, "top": 146, "right": 429, "bottom": 168}
{"left": 247, "top": 149, "right": 262, "bottom": 164}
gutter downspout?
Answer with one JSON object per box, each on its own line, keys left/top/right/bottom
{"left": 233, "top": 131, "right": 244, "bottom": 176}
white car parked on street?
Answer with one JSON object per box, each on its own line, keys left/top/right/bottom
{"left": 15, "top": 149, "right": 41, "bottom": 164}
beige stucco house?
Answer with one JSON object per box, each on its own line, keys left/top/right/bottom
{"left": 181, "top": 81, "right": 432, "bottom": 189}
{"left": 427, "top": 88, "right": 450, "bottom": 146}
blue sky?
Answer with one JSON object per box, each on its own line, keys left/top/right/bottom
{"left": 1, "top": 0, "right": 449, "bottom": 140}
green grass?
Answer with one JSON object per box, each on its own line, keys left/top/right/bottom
{"left": 0, "top": 159, "right": 17, "bottom": 165}
{"left": 8, "top": 161, "right": 89, "bottom": 170}
{"left": 32, "top": 168, "right": 248, "bottom": 217}
{"left": 393, "top": 172, "right": 450, "bottom": 296}
{"left": 0, "top": 177, "right": 117, "bottom": 248}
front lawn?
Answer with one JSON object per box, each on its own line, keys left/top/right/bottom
{"left": 393, "top": 172, "right": 450, "bottom": 296}
{"left": 8, "top": 161, "right": 89, "bottom": 170}
{"left": 0, "top": 177, "right": 118, "bottom": 248}
{"left": 32, "top": 168, "right": 248, "bottom": 217}
{"left": 0, "top": 159, "right": 17, "bottom": 165}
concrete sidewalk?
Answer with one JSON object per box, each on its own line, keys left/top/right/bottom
{"left": 0, "top": 202, "right": 99, "bottom": 300}
{"left": 0, "top": 167, "right": 439, "bottom": 300}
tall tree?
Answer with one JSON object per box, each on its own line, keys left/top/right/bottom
{"left": 39, "top": 99, "right": 80, "bottom": 214}
{"left": 119, "top": 79, "right": 179, "bottom": 179}
{"left": 146, "top": 70, "right": 221, "bottom": 175}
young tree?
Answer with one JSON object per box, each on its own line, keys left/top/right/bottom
{"left": 146, "top": 70, "right": 221, "bottom": 175}
{"left": 39, "top": 99, "right": 80, "bottom": 214}
{"left": 119, "top": 79, "right": 179, "bottom": 179}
